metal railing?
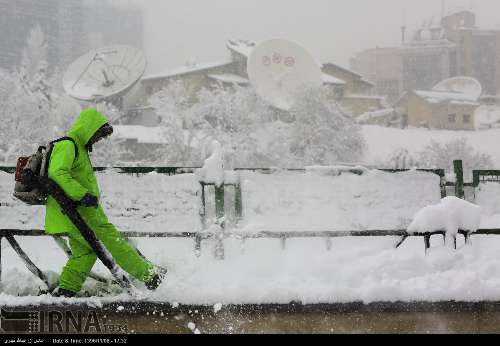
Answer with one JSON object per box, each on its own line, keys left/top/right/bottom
{"left": 2, "top": 227, "right": 500, "bottom": 291}
{"left": 0, "top": 162, "right": 495, "bottom": 292}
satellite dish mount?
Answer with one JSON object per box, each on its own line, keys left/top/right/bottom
{"left": 63, "top": 45, "right": 147, "bottom": 108}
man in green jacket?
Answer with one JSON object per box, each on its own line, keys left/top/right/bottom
{"left": 45, "top": 108, "right": 162, "bottom": 297}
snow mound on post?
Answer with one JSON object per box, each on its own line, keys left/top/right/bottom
{"left": 407, "top": 197, "right": 480, "bottom": 237}
{"left": 195, "top": 140, "right": 224, "bottom": 187}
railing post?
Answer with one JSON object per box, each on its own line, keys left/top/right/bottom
{"left": 439, "top": 170, "right": 447, "bottom": 198}
{"left": 454, "top": 160, "right": 465, "bottom": 199}
{"left": 196, "top": 183, "right": 206, "bottom": 257}
{"left": 472, "top": 171, "right": 480, "bottom": 188}
{"left": 214, "top": 185, "right": 225, "bottom": 260}
{"left": 424, "top": 234, "right": 431, "bottom": 253}
{"left": 235, "top": 183, "right": 243, "bottom": 224}
{"left": 0, "top": 236, "right": 2, "bottom": 288}
{"left": 194, "top": 181, "right": 207, "bottom": 257}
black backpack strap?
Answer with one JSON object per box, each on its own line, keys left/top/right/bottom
{"left": 50, "top": 137, "right": 78, "bottom": 159}
{"left": 44, "top": 137, "right": 79, "bottom": 177}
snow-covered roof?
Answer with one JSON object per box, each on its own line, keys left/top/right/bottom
{"left": 113, "top": 125, "right": 208, "bottom": 147}
{"left": 208, "top": 73, "right": 250, "bottom": 85}
{"left": 322, "top": 73, "right": 345, "bottom": 85}
{"left": 227, "top": 39, "right": 256, "bottom": 58}
{"left": 322, "top": 62, "right": 362, "bottom": 78}
{"left": 344, "top": 94, "right": 384, "bottom": 100}
{"left": 414, "top": 90, "right": 480, "bottom": 105}
{"left": 113, "top": 125, "right": 169, "bottom": 144}
{"left": 322, "top": 62, "right": 375, "bottom": 87}
{"left": 357, "top": 108, "right": 395, "bottom": 123}
{"left": 142, "top": 60, "right": 234, "bottom": 82}
{"left": 404, "top": 39, "right": 455, "bottom": 49}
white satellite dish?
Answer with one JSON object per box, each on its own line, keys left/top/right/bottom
{"left": 432, "top": 76, "right": 482, "bottom": 100}
{"left": 247, "top": 39, "right": 322, "bottom": 110}
{"left": 63, "top": 45, "right": 146, "bottom": 102}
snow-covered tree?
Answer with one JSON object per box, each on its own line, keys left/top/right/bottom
{"left": 149, "top": 80, "right": 208, "bottom": 166}
{"left": 382, "top": 138, "right": 493, "bottom": 176}
{"left": 417, "top": 138, "right": 493, "bottom": 173}
{"left": 290, "top": 87, "right": 366, "bottom": 165}
{"left": 383, "top": 148, "right": 418, "bottom": 169}
{"left": 19, "top": 25, "right": 52, "bottom": 103}
{"left": 147, "top": 82, "right": 367, "bottom": 168}
{"left": 190, "top": 85, "right": 275, "bottom": 168}
{"left": 0, "top": 27, "right": 82, "bottom": 164}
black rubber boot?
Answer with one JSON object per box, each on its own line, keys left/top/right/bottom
{"left": 52, "top": 288, "right": 77, "bottom": 298}
{"left": 145, "top": 266, "right": 167, "bottom": 291}
{"left": 145, "top": 274, "right": 162, "bottom": 291}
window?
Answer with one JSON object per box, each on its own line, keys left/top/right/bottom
{"left": 463, "top": 114, "right": 471, "bottom": 124}
{"left": 448, "top": 114, "right": 456, "bottom": 123}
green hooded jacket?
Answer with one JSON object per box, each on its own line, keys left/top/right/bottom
{"left": 45, "top": 108, "right": 108, "bottom": 234}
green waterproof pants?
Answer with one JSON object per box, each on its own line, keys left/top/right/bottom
{"left": 58, "top": 222, "right": 154, "bottom": 293}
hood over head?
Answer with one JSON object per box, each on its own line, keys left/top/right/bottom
{"left": 67, "top": 108, "right": 109, "bottom": 147}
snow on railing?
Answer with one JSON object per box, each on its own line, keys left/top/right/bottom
{"left": 2, "top": 159, "right": 500, "bottom": 289}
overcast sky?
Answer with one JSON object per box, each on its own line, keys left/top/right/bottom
{"left": 137, "top": 0, "right": 500, "bottom": 75}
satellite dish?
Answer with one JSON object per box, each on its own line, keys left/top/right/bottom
{"left": 432, "top": 76, "right": 482, "bottom": 100}
{"left": 247, "top": 39, "right": 322, "bottom": 110}
{"left": 63, "top": 45, "right": 146, "bottom": 102}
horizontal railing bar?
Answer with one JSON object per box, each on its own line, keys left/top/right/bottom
{"left": 0, "top": 166, "right": 447, "bottom": 176}
{"left": 0, "top": 166, "right": 201, "bottom": 175}
{"left": 0, "top": 230, "right": 199, "bottom": 238}
{"left": 3, "top": 229, "right": 500, "bottom": 238}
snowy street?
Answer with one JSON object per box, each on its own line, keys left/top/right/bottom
{"left": 3, "top": 169, "right": 500, "bottom": 306}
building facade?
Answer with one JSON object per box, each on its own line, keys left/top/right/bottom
{"left": 351, "top": 11, "right": 500, "bottom": 102}
{"left": 131, "top": 39, "right": 381, "bottom": 125}
{"left": 396, "top": 90, "right": 479, "bottom": 130}
{"left": 0, "top": 0, "right": 143, "bottom": 73}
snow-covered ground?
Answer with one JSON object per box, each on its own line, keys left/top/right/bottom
{"left": 2, "top": 169, "right": 500, "bottom": 305}
{"left": 362, "top": 125, "right": 500, "bottom": 167}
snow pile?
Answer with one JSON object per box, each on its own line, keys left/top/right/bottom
{"left": 407, "top": 197, "right": 480, "bottom": 240}
{"left": 195, "top": 140, "right": 224, "bottom": 187}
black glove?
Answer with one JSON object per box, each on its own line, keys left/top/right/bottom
{"left": 80, "top": 193, "right": 98, "bottom": 208}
